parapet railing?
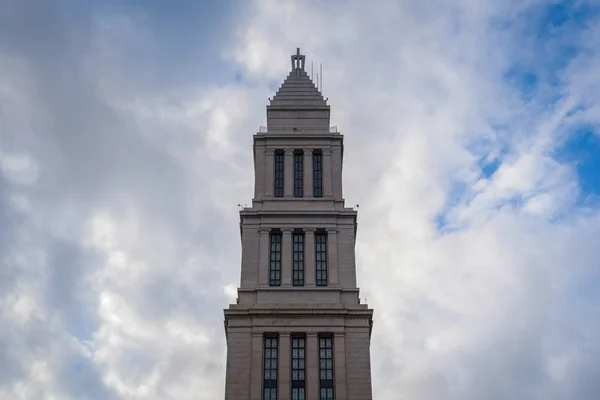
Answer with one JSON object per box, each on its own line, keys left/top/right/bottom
{"left": 257, "top": 125, "right": 339, "bottom": 133}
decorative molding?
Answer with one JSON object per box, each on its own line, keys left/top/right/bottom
{"left": 303, "top": 228, "right": 317, "bottom": 233}
{"left": 281, "top": 228, "right": 294, "bottom": 233}
{"left": 326, "top": 228, "right": 338, "bottom": 233}
{"left": 322, "top": 149, "right": 332, "bottom": 156}
{"left": 284, "top": 149, "right": 294, "bottom": 155}
{"left": 224, "top": 309, "right": 374, "bottom": 319}
{"left": 227, "top": 312, "right": 373, "bottom": 319}
{"left": 264, "top": 149, "right": 275, "bottom": 156}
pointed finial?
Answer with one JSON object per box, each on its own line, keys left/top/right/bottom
{"left": 291, "top": 47, "right": 305, "bottom": 75}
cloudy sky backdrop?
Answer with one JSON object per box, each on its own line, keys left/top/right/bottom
{"left": 1, "top": 0, "right": 600, "bottom": 399}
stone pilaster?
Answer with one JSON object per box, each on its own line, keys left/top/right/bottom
{"left": 250, "top": 333, "right": 263, "bottom": 400}
{"left": 281, "top": 228, "right": 293, "bottom": 287}
{"left": 278, "top": 333, "right": 291, "bottom": 400}
{"left": 334, "top": 332, "right": 348, "bottom": 399}
{"left": 303, "top": 148, "right": 313, "bottom": 197}
{"left": 323, "top": 149, "right": 333, "bottom": 197}
{"left": 224, "top": 328, "right": 253, "bottom": 400}
{"left": 265, "top": 149, "right": 275, "bottom": 197}
{"left": 284, "top": 149, "right": 294, "bottom": 197}
{"left": 258, "top": 228, "right": 270, "bottom": 287}
{"left": 332, "top": 145, "right": 343, "bottom": 200}
{"left": 254, "top": 143, "right": 266, "bottom": 200}
{"left": 327, "top": 228, "right": 339, "bottom": 286}
{"left": 306, "top": 333, "right": 319, "bottom": 400}
{"left": 304, "top": 228, "right": 316, "bottom": 286}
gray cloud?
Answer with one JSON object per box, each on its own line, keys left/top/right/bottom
{"left": 1, "top": 0, "right": 600, "bottom": 399}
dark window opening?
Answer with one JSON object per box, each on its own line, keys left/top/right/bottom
{"left": 313, "top": 151, "right": 323, "bottom": 198}
{"left": 274, "top": 151, "right": 284, "bottom": 197}
{"left": 294, "top": 152, "right": 303, "bottom": 197}
{"left": 319, "top": 336, "right": 334, "bottom": 400}
{"left": 315, "top": 233, "right": 328, "bottom": 286}
{"left": 269, "top": 233, "right": 282, "bottom": 286}
{"left": 291, "top": 336, "right": 306, "bottom": 400}
{"left": 263, "top": 336, "right": 278, "bottom": 400}
{"left": 292, "top": 232, "right": 305, "bottom": 286}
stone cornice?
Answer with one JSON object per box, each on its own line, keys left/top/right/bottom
{"left": 224, "top": 307, "right": 373, "bottom": 318}
{"left": 266, "top": 104, "right": 330, "bottom": 110}
{"left": 254, "top": 133, "right": 343, "bottom": 140}
{"left": 237, "top": 287, "right": 359, "bottom": 293}
{"left": 240, "top": 209, "right": 357, "bottom": 217}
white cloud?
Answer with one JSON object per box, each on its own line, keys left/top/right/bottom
{"left": 227, "top": 1, "right": 600, "bottom": 398}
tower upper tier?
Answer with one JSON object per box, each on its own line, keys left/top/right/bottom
{"left": 266, "top": 49, "right": 330, "bottom": 132}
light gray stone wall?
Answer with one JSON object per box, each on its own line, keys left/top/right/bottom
{"left": 252, "top": 132, "right": 344, "bottom": 204}
{"left": 237, "top": 208, "right": 360, "bottom": 299}
{"left": 224, "top": 313, "right": 373, "bottom": 400}
{"left": 278, "top": 333, "right": 291, "bottom": 400}
{"left": 224, "top": 329, "right": 253, "bottom": 400}
{"left": 240, "top": 226, "right": 259, "bottom": 288}
{"left": 338, "top": 225, "right": 358, "bottom": 289}
{"left": 254, "top": 143, "right": 266, "bottom": 200}
{"left": 306, "top": 333, "right": 319, "bottom": 399}
{"left": 331, "top": 144, "right": 343, "bottom": 200}
{"left": 250, "top": 333, "right": 263, "bottom": 400}
{"left": 334, "top": 332, "right": 349, "bottom": 399}
{"left": 345, "top": 329, "right": 374, "bottom": 400}
{"left": 266, "top": 109, "right": 330, "bottom": 131}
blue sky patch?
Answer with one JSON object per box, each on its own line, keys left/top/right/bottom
{"left": 479, "top": 157, "right": 503, "bottom": 179}
{"left": 555, "top": 126, "right": 600, "bottom": 198}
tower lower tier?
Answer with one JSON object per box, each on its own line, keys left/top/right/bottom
{"left": 223, "top": 307, "right": 374, "bottom": 400}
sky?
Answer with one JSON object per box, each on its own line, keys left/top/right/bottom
{"left": 1, "top": 0, "right": 600, "bottom": 399}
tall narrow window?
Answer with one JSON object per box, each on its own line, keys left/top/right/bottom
{"left": 274, "top": 151, "right": 284, "bottom": 197}
{"left": 263, "top": 336, "right": 278, "bottom": 400}
{"left": 292, "top": 232, "right": 305, "bottom": 286}
{"left": 319, "top": 336, "right": 334, "bottom": 400}
{"left": 294, "top": 152, "right": 303, "bottom": 197}
{"left": 313, "top": 151, "right": 323, "bottom": 197}
{"left": 291, "top": 336, "right": 306, "bottom": 400}
{"left": 315, "top": 232, "right": 328, "bottom": 286}
{"left": 269, "top": 233, "right": 281, "bottom": 286}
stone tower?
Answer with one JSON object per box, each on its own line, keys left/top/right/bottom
{"left": 224, "top": 49, "right": 374, "bottom": 400}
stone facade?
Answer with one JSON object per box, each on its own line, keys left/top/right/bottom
{"left": 224, "top": 49, "right": 374, "bottom": 400}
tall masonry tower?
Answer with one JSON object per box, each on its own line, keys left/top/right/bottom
{"left": 224, "top": 49, "right": 374, "bottom": 400}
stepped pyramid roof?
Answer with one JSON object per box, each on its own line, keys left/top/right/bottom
{"left": 269, "top": 69, "right": 328, "bottom": 108}
{"left": 265, "top": 48, "right": 331, "bottom": 132}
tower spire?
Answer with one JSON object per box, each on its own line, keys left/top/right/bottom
{"left": 291, "top": 47, "right": 305, "bottom": 75}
